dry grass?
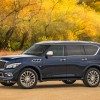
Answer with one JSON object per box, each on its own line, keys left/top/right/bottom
{"left": 0, "top": 51, "right": 22, "bottom": 56}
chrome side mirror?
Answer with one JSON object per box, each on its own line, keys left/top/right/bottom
{"left": 46, "top": 51, "right": 53, "bottom": 56}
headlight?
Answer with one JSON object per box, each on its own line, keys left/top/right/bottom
{"left": 6, "top": 63, "right": 21, "bottom": 69}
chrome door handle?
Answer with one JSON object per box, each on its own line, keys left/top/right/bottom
{"left": 82, "top": 58, "right": 87, "bottom": 61}
{"left": 60, "top": 58, "right": 66, "bottom": 61}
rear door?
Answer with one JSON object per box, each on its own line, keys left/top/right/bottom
{"left": 65, "top": 45, "right": 88, "bottom": 77}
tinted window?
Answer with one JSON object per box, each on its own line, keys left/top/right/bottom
{"left": 24, "top": 44, "right": 50, "bottom": 56}
{"left": 65, "top": 45, "right": 84, "bottom": 56}
{"left": 84, "top": 45, "right": 98, "bottom": 55}
{"left": 97, "top": 49, "right": 100, "bottom": 55}
{"left": 47, "top": 45, "right": 64, "bottom": 56}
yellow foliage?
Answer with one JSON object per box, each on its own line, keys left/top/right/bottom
{"left": 0, "top": 0, "right": 100, "bottom": 50}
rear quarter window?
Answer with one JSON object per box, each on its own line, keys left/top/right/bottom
{"left": 84, "top": 45, "right": 98, "bottom": 55}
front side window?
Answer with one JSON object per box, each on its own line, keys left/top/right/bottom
{"left": 84, "top": 45, "right": 98, "bottom": 55}
{"left": 24, "top": 44, "right": 50, "bottom": 56}
{"left": 65, "top": 45, "right": 85, "bottom": 56}
{"left": 46, "top": 45, "right": 64, "bottom": 56}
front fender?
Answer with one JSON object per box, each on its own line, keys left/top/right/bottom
{"left": 13, "top": 64, "right": 42, "bottom": 81}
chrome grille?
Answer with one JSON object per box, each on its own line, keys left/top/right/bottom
{"left": 0, "top": 61, "right": 6, "bottom": 69}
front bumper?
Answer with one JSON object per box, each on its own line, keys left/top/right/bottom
{"left": 0, "top": 76, "right": 13, "bottom": 82}
{"left": 0, "top": 69, "right": 18, "bottom": 82}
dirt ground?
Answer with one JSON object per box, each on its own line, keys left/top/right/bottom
{"left": 0, "top": 81, "right": 100, "bottom": 100}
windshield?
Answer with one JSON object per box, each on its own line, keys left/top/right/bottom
{"left": 23, "top": 44, "right": 50, "bottom": 56}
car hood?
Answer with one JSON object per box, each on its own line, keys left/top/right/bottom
{"left": 0, "top": 54, "right": 36, "bottom": 61}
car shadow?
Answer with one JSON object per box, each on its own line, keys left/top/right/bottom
{"left": 0, "top": 83, "right": 89, "bottom": 90}
{"left": 1, "top": 82, "right": 100, "bottom": 90}
{"left": 35, "top": 83, "right": 85, "bottom": 89}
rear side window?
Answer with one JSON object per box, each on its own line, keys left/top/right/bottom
{"left": 47, "top": 45, "right": 64, "bottom": 56}
{"left": 65, "top": 45, "right": 85, "bottom": 56}
{"left": 84, "top": 45, "right": 98, "bottom": 55}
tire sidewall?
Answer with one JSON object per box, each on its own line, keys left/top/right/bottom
{"left": 83, "top": 68, "right": 100, "bottom": 87}
{"left": 17, "top": 68, "right": 38, "bottom": 89}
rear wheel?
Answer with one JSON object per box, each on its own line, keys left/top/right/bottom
{"left": 62, "top": 80, "right": 76, "bottom": 84}
{"left": 17, "top": 68, "right": 38, "bottom": 89}
{"left": 1, "top": 81, "right": 16, "bottom": 86}
{"left": 83, "top": 68, "right": 100, "bottom": 87}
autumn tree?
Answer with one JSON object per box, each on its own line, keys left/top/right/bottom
{"left": 0, "top": 0, "right": 100, "bottom": 51}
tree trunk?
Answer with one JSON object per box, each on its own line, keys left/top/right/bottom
{"left": 19, "top": 32, "right": 28, "bottom": 50}
{"left": 2, "top": 27, "right": 14, "bottom": 49}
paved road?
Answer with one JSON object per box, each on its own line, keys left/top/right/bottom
{"left": 0, "top": 81, "right": 100, "bottom": 100}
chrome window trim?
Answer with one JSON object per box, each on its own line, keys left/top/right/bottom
{"left": 64, "top": 44, "right": 99, "bottom": 57}
{"left": 94, "top": 46, "right": 100, "bottom": 55}
{"left": 84, "top": 44, "right": 99, "bottom": 56}
{"left": 49, "top": 44, "right": 100, "bottom": 57}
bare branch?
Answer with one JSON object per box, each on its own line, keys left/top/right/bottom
{"left": 44, "top": 0, "right": 59, "bottom": 36}
{"left": 0, "top": 1, "right": 38, "bottom": 23}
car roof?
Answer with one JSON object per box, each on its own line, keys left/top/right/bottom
{"left": 36, "top": 41, "right": 100, "bottom": 46}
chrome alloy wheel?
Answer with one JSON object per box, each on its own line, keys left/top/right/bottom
{"left": 20, "top": 71, "right": 36, "bottom": 87}
{"left": 87, "top": 70, "right": 100, "bottom": 86}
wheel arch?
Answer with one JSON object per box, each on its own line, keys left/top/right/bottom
{"left": 83, "top": 64, "right": 100, "bottom": 78}
{"left": 18, "top": 66, "right": 42, "bottom": 81}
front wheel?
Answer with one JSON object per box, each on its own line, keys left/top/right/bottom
{"left": 62, "top": 80, "right": 76, "bottom": 84}
{"left": 17, "top": 68, "right": 38, "bottom": 89}
{"left": 83, "top": 68, "right": 100, "bottom": 87}
{"left": 1, "top": 81, "right": 16, "bottom": 86}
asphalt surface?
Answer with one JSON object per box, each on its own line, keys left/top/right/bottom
{"left": 0, "top": 81, "right": 100, "bottom": 100}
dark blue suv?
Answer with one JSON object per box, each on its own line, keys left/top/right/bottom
{"left": 0, "top": 41, "right": 100, "bottom": 89}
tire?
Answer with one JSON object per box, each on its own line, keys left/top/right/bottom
{"left": 62, "top": 80, "right": 76, "bottom": 84}
{"left": 17, "top": 68, "right": 38, "bottom": 89}
{"left": 1, "top": 82, "right": 16, "bottom": 86}
{"left": 83, "top": 68, "right": 100, "bottom": 87}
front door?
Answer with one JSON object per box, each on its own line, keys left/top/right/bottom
{"left": 42, "top": 45, "right": 67, "bottom": 79}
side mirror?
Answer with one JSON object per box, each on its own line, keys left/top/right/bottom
{"left": 46, "top": 51, "right": 53, "bottom": 56}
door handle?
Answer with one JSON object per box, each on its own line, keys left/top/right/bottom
{"left": 60, "top": 58, "right": 66, "bottom": 61}
{"left": 82, "top": 58, "right": 87, "bottom": 61}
